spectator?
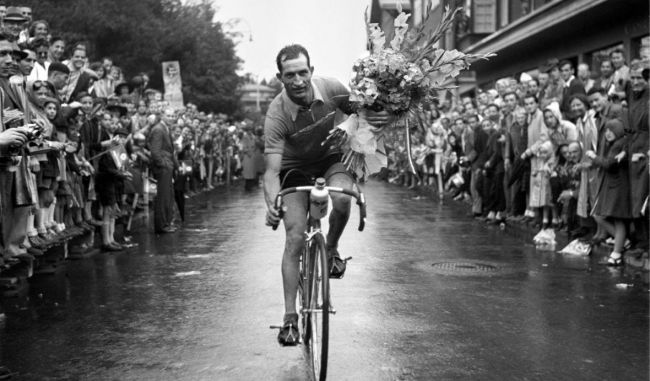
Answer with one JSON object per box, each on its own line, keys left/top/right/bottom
{"left": 625, "top": 63, "right": 649, "bottom": 254}
{"left": 597, "top": 59, "right": 616, "bottom": 95}
{"left": 610, "top": 48, "right": 629, "bottom": 97}
{"left": 483, "top": 116, "right": 507, "bottom": 223}
{"left": 521, "top": 94, "right": 547, "bottom": 221}
{"left": 96, "top": 110, "right": 130, "bottom": 251}
{"left": 543, "top": 101, "right": 578, "bottom": 149}
{"left": 570, "top": 94, "right": 598, "bottom": 231}
{"left": 2, "top": 7, "right": 26, "bottom": 41}
{"left": 62, "top": 46, "right": 93, "bottom": 102}
{"left": 577, "top": 63, "right": 595, "bottom": 93}
{"left": 17, "top": 47, "right": 35, "bottom": 76}
{"left": 540, "top": 58, "right": 563, "bottom": 109}
{"left": 27, "top": 36, "right": 49, "bottom": 81}
{"left": 559, "top": 59, "right": 586, "bottom": 118}
{"left": 47, "top": 62, "right": 70, "bottom": 101}
{"left": 149, "top": 108, "right": 178, "bottom": 234}
{"left": 527, "top": 78, "right": 540, "bottom": 99}
{"left": 28, "top": 19, "right": 48, "bottom": 41}
{"left": 586, "top": 119, "right": 630, "bottom": 265}
{"left": 48, "top": 36, "right": 65, "bottom": 63}
{"left": 0, "top": 3, "right": 6, "bottom": 24}
{"left": 555, "top": 141, "right": 582, "bottom": 233}
{"left": 506, "top": 107, "right": 528, "bottom": 217}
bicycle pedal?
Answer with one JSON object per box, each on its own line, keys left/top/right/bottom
{"left": 343, "top": 256, "right": 352, "bottom": 263}
{"left": 269, "top": 325, "right": 283, "bottom": 330}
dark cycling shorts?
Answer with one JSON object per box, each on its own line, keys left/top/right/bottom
{"left": 279, "top": 154, "right": 351, "bottom": 189}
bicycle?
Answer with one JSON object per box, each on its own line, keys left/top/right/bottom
{"left": 269, "top": 177, "right": 366, "bottom": 381}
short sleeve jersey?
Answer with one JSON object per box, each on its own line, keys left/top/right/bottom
{"left": 264, "top": 76, "right": 352, "bottom": 170}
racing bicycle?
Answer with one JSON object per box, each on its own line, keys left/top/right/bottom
{"left": 270, "top": 177, "right": 366, "bottom": 381}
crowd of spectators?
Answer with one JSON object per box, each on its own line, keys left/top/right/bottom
{"left": 0, "top": 4, "right": 262, "bottom": 268}
{"left": 384, "top": 51, "right": 649, "bottom": 266}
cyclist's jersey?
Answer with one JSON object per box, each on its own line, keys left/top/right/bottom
{"left": 264, "top": 77, "right": 353, "bottom": 170}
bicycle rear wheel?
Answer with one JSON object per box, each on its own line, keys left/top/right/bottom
{"left": 304, "top": 232, "right": 329, "bottom": 381}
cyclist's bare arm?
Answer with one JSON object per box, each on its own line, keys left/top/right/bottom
{"left": 263, "top": 153, "right": 283, "bottom": 224}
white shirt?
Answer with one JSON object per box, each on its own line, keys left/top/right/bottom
{"left": 27, "top": 61, "right": 49, "bottom": 82}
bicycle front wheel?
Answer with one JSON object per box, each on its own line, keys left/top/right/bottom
{"left": 305, "top": 232, "right": 329, "bottom": 381}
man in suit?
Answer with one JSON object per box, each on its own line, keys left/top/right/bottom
{"left": 149, "top": 107, "right": 178, "bottom": 233}
{"left": 559, "top": 59, "right": 586, "bottom": 120}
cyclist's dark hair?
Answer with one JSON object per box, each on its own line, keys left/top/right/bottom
{"left": 276, "top": 44, "right": 310, "bottom": 74}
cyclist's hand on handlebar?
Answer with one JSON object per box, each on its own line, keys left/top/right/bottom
{"left": 266, "top": 205, "right": 283, "bottom": 227}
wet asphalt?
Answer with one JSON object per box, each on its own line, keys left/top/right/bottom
{"left": 0, "top": 181, "right": 648, "bottom": 381}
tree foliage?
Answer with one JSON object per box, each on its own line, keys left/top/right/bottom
{"left": 21, "top": 0, "right": 242, "bottom": 113}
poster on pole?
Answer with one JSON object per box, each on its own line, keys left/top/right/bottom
{"left": 162, "top": 61, "right": 184, "bottom": 109}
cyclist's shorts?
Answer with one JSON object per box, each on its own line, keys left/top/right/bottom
{"left": 279, "top": 154, "right": 352, "bottom": 189}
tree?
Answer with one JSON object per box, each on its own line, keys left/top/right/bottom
{"left": 20, "top": 0, "right": 242, "bottom": 114}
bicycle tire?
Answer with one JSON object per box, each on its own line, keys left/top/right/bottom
{"left": 305, "top": 232, "right": 329, "bottom": 381}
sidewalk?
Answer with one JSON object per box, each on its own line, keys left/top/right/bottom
{"left": 0, "top": 181, "right": 240, "bottom": 297}
{"left": 407, "top": 182, "right": 650, "bottom": 281}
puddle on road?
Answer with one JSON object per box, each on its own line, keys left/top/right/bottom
{"left": 183, "top": 228, "right": 209, "bottom": 232}
{"left": 173, "top": 271, "right": 202, "bottom": 277}
{"left": 183, "top": 254, "right": 214, "bottom": 259}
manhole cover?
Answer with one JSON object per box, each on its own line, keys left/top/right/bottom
{"left": 431, "top": 261, "right": 502, "bottom": 276}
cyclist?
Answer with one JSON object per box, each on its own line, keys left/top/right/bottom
{"left": 263, "top": 44, "right": 390, "bottom": 346}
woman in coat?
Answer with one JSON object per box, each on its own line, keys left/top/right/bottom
{"left": 585, "top": 119, "right": 630, "bottom": 265}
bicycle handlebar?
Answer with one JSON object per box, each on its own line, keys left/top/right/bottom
{"left": 271, "top": 185, "right": 366, "bottom": 232}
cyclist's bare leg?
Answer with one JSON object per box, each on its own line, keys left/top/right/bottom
{"left": 281, "top": 192, "right": 309, "bottom": 316}
{"left": 325, "top": 164, "right": 354, "bottom": 249}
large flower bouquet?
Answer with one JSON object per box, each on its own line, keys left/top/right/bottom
{"left": 325, "top": 7, "right": 494, "bottom": 180}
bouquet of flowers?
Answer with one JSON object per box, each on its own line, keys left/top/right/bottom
{"left": 325, "top": 6, "right": 494, "bottom": 180}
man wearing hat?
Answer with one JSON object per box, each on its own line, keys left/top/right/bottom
{"left": 1, "top": 7, "right": 26, "bottom": 41}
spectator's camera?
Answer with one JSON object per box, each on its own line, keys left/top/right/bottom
{"left": 23, "top": 124, "right": 43, "bottom": 141}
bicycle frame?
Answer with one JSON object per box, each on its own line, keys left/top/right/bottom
{"left": 271, "top": 178, "right": 366, "bottom": 380}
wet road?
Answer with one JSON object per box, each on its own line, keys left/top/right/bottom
{"left": 0, "top": 181, "right": 648, "bottom": 380}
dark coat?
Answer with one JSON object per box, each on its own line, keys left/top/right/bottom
{"left": 560, "top": 77, "right": 586, "bottom": 115}
{"left": 471, "top": 127, "right": 489, "bottom": 170}
{"left": 148, "top": 121, "right": 177, "bottom": 173}
{"left": 68, "top": 72, "right": 94, "bottom": 103}
{"left": 591, "top": 137, "right": 630, "bottom": 219}
{"left": 628, "top": 129, "right": 649, "bottom": 218}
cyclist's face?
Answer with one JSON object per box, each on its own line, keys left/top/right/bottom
{"left": 277, "top": 54, "right": 313, "bottom": 105}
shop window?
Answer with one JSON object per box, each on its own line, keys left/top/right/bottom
{"left": 509, "top": 0, "right": 531, "bottom": 22}
{"left": 473, "top": 0, "right": 497, "bottom": 33}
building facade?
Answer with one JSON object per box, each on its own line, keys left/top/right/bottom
{"left": 369, "top": 0, "right": 650, "bottom": 97}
